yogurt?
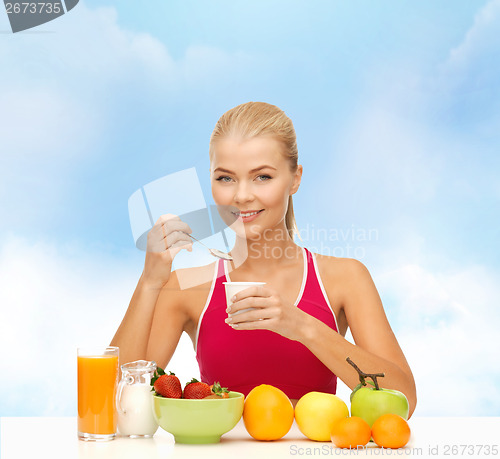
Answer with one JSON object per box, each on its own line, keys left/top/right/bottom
{"left": 223, "top": 281, "right": 266, "bottom": 317}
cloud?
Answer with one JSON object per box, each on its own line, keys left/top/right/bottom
{"left": 435, "top": 0, "right": 500, "bottom": 133}
{"left": 332, "top": 254, "right": 500, "bottom": 416}
{"left": 0, "top": 236, "right": 200, "bottom": 416}
{"left": 0, "top": 89, "right": 99, "bottom": 159}
{"left": 1, "top": 0, "right": 498, "bottom": 419}
{"left": 375, "top": 261, "right": 500, "bottom": 416}
{"left": 0, "top": 4, "right": 175, "bottom": 163}
{"left": 308, "top": 0, "right": 499, "bottom": 256}
{"left": 333, "top": 106, "right": 442, "bottom": 208}
{"left": 179, "top": 45, "right": 259, "bottom": 90}
{"left": 0, "top": 2, "right": 258, "bottom": 235}
{"left": 306, "top": 2, "right": 500, "bottom": 416}
{"left": 321, "top": 90, "right": 499, "bottom": 416}
{"left": 444, "top": 0, "right": 500, "bottom": 78}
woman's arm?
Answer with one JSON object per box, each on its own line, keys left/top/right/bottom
{"left": 110, "top": 214, "right": 192, "bottom": 366}
{"left": 146, "top": 271, "right": 190, "bottom": 369}
{"left": 227, "top": 257, "right": 417, "bottom": 417}
{"left": 300, "top": 258, "right": 417, "bottom": 417}
{"left": 111, "top": 271, "right": 188, "bottom": 369}
{"left": 110, "top": 275, "right": 165, "bottom": 364}
{"left": 225, "top": 256, "right": 416, "bottom": 416}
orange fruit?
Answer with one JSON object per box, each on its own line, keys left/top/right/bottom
{"left": 330, "top": 416, "right": 372, "bottom": 448}
{"left": 243, "top": 384, "right": 294, "bottom": 441}
{"left": 371, "top": 413, "right": 411, "bottom": 449}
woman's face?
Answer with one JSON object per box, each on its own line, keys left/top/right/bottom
{"left": 210, "top": 136, "right": 302, "bottom": 240}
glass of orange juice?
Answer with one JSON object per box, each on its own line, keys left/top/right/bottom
{"left": 77, "top": 346, "right": 119, "bottom": 441}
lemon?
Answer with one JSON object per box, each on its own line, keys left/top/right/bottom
{"left": 295, "top": 392, "right": 349, "bottom": 441}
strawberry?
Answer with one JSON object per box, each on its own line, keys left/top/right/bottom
{"left": 184, "top": 378, "right": 212, "bottom": 399}
{"left": 208, "top": 381, "right": 230, "bottom": 399}
{"left": 151, "top": 368, "right": 182, "bottom": 398}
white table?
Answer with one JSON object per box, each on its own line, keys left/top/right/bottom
{"left": 1, "top": 417, "right": 499, "bottom": 458}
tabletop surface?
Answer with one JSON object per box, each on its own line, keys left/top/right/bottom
{"left": 1, "top": 416, "right": 500, "bottom": 458}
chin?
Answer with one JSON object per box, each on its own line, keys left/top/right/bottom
{"left": 232, "top": 226, "right": 263, "bottom": 241}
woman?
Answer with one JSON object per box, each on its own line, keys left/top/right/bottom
{"left": 111, "top": 102, "right": 417, "bottom": 415}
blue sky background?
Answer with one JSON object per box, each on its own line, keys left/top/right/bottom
{"left": 0, "top": 0, "right": 499, "bottom": 418}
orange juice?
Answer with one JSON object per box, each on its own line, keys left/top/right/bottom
{"left": 78, "top": 353, "right": 118, "bottom": 437}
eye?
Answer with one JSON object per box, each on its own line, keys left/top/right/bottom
{"left": 215, "top": 176, "right": 233, "bottom": 183}
{"left": 257, "top": 174, "right": 272, "bottom": 181}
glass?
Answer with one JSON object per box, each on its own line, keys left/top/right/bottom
{"left": 77, "top": 346, "right": 119, "bottom": 441}
{"left": 116, "top": 360, "right": 159, "bottom": 438}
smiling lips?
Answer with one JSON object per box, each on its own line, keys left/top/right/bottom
{"left": 231, "top": 209, "right": 264, "bottom": 222}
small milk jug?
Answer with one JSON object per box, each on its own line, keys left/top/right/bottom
{"left": 116, "top": 360, "right": 159, "bottom": 437}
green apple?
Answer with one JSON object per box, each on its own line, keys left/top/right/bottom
{"left": 347, "top": 357, "right": 409, "bottom": 427}
{"left": 350, "top": 385, "right": 409, "bottom": 427}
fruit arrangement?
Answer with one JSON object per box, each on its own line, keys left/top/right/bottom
{"left": 240, "top": 358, "right": 412, "bottom": 449}
{"left": 150, "top": 368, "right": 230, "bottom": 399}
{"left": 347, "top": 357, "right": 409, "bottom": 427}
{"left": 150, "top": 360, "right": 411, "bottom": 448}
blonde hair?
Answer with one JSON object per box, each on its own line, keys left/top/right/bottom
{"left": 209, "top": 102, "right": 300, "bottom": 239}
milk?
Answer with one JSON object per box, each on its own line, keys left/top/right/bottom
{"left": 117, "top": 383, "right": 158, "bottom": 437}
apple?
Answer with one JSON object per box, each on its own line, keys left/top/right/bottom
{"left": 295, "top": 392, "right": 349, "bottom": 442}
{"left": 347, "top": 357, "right": 409, "bottom": 427}
{"left": 350, "top": 386, "right": 409, "bottom": 427}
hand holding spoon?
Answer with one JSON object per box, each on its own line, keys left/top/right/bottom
{"left": 186, "top": 233, "right": 233, "bottom": 261}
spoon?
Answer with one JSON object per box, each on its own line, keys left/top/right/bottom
{"left": 186, "top": 233, "right": 233, "bottom": 261}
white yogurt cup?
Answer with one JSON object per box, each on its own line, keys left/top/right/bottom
{"left": 223, "top": 281, "right": 266, "bottom": 317}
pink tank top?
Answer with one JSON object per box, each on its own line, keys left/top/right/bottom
{"left": 195, "top": 247, "right": 339, "bottom": 399}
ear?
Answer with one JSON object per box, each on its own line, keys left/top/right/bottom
{"left": 290, "top": 164, "right": 303, "bottom": 195}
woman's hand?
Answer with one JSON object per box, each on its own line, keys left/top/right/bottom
{"left": 142, "top": 214, "right": 193, "bottom": 288}
{"left": 224, "top": 285, "right": 306, "bottom": 341}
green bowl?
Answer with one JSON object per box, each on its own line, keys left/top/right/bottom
{"left": 152, "top": 391, "right": 244, "bottom": 444}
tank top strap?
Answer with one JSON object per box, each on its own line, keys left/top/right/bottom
{"left": 216, "top": 257, "right": 226, "bottom": 280}
{"left": 302, "top": 247, "right": 339, "bottom": 332}
{"left": 302, "top": 247, "right": 320, "bottom": 293}
{"left": 304, "top": 247, "right": 318, "bottom": 288}
{"left": 195, "top": 259, "right": 226, "bottom": 352}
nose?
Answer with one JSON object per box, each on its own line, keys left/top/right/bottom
{"left": 233, "top": 181, "right": 254, "bottom": 203}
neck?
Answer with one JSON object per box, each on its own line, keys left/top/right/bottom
{"left": 228, "top": 226, "right": 302, "bottom": 271}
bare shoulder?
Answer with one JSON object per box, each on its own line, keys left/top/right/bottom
{"left": 313, "top": 253, "right": 373, "bottom": 307}
{"left": 314, "top": 252, "right": 369, "bottom": 281}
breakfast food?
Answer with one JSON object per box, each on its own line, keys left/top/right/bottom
{"left": 347, "top": 357, "right": 409, "bottom": 427}
{"left": 295, "top": 391, "right": 349, "bottom": 441}
{"left": 151, "top": 369, "right": 182, "bottom": 399}
{"left": 152, "top": 390, "right": 244, "bottom": 444}
{"left": 151, "top": 368, "right": 231, "bottom": 400}
{"left": 205, "top": 382, "right": 230, "bottom": 399}
{"left": 118, "top": 382, "right": 159, "bottom": 436}
{"left": 243, "top": 384, "right": 294, "bottom": 441}
{"left": 371, "top": 413, "right": 411, "bottom": 449}
{"left": 77, "top": 352, "right": 118, "bottom": 437}
{"left": 330, "top": 416, "right": 371, "bottom": 448}
{"left": 184, "top": 378, "right": 212, "bottom": 399}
